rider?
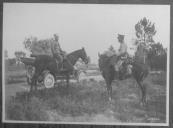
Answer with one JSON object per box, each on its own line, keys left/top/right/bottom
{"left": 114, "top": 34, "right": 128, "bottom": 73}
{"left": 51, "top": 34, "right": 74, "bottom": 71}
{"left": 51, "top": 34, "right": 63, "bottom": 69}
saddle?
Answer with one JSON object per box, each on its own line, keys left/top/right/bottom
{"left": 115, "top": 54, "right": 133, "bottom": 80}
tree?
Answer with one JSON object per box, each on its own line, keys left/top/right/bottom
{"left": 14, "top": 51, "right": 26, "bottom": 58}
{"left": 23, "top": 36, "right": 37, "bottom": 51}
{"left": 134, "top": 17, "right": 157, "bottom": 62}
{"left": 148, "top": 42, "right": 166, "bottom": 56}
{"left": 148, "top": 42, "right": 167, "bottom": 71}
{"left": 134, "top": 17, "right": 167, "bottom": 71}
{"left": 23, "top": 36, "right": 53, "bottom": 56}
{"left": 14, "top": 51, "right": 26, "bottom": 65}
{"left": 135, "top": 17, "right": 156, "bottom": 48}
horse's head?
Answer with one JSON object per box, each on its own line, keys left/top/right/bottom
{"left": 80, "top": 47, "right": 89, "bottom": 64}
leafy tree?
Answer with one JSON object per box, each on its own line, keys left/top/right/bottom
{"left": 148, "top": 42, "right": 167, "bottom": 71}
{"left": 135, "top": 17, "right": 156, "bottom": 48}
{"left": 23, "top": 36, "right": 52, "bottom": 55}
{"left": 14, "top": 51, "right": 26, "bottom": 58}
{"left": 134, "top": 17, "right": 167, "bottom": 71}
{"left": 148, "top": 42, "right": 166, "bottom": 56}
{"left": 14, "top": 51, "right": 26, "bottom": 65}
{"left": 23, "top": 36, "right": 38, "bottom": 51}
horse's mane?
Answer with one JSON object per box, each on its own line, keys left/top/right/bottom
{"left": 66, "top": 48, "right": 86, "bottom": 66}
{"left": 67, "top": 48, "right": 82, "bottom": 58}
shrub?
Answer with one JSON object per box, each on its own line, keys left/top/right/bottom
{"left": 151, "top": 72, "right": 166, "bottom": 86}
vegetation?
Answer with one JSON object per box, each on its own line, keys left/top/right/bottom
{"left": 148, "top": 42, "right": 167, "bottom": 71}
{"left": 5, "top": 60, "right": 26, "bottom": 84}
{"left": 6, "top": 74, "right": 166, "bottom": 122}
{"left": 14, "top": 51, "right": 26, "bottom": 58}
{"left": 134, "top": 17, "right": 167, "bottom": 71}
{"left": 23, "top": 36, "right": 53, "bottom": 56}
{"left": 135, "top": 17, "right": 156, "bottom": 46}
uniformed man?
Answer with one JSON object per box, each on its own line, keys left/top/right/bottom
{"left": 51, "top": 34, "right": 63, "bottom": 69}
{"left": 115, "top": 34, "right": 128, "bottom": 72}
{"left": 51, "top": 34, "right": 74, "bottom": 71}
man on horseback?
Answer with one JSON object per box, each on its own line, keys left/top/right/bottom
{"left": 51, "top": 34, "right": 74, "bottom": 71}
{"left": 51, "top": 34, "right": 63, "bottom": 69}
{"left": 114, "top": 34, "right": 128, "bottom": 73}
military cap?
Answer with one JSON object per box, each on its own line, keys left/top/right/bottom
{"left": 54, "top": 34, "right": 59, "bottom": 41}
{"left": 117, "top": 34, "right": 125, "bottom": 40}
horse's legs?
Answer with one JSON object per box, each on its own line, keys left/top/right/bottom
{"left": 30, "top": 82, "right": 34, "bottom": 92}
{"left": 107, "top": 87, "right": 111, "bottom": 102}
{"left": 106, "top": 80, "right": 112, "bottom": 102}
{"left": 29, "top": 75, "right": 34, "bottom": 92}
{"left": 66, "top": 74, "right": 70, "bottom": 88}
{"left": 137, "top": 80, "right": 146, "bottom": 105}
{"left": 110, "top": 84, "right": 112, "bottom": 101}
{"left": 30, "top": 72, "right": 39, "bottom": 92}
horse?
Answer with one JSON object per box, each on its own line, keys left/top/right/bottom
{"left": 29, "top": 47, "right": 88, "bottom": 92}
{"left": 98, "top": 49, "right": 149, "bottom": 105}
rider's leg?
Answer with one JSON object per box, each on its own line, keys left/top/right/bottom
{"left": 114, "top": 64, "right": 119, "bottom": 79}
{"left": 114, "top": 60, "right": 122, "bottom": 71}
{"left": 54, "top": 54, "right": 62, "bottom": 69}
{"left": 65, "top": 58, "right": 74, "bottom": 71}
{"left": 114, "top": 60, "right": 124, "bottom": 79}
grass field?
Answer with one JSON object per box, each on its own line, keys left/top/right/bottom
{"left": 5, "top": 69, "right": 167, "bottom": 123}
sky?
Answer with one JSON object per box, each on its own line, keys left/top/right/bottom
{"left": 3, "top": 3, "right": 170, "bottom": 63}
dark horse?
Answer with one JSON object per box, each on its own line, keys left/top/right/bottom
{"left": 29, "top": 47, "right": 88, "bottom": 91}
{"left": 98, "top": 51, "right": 149, "bottom": 105}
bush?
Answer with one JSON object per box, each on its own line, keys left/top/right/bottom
{"left": 151, "top": 72, "right": 166, "bottom": 85}
{"left": 149, "top": 54, "right": 167, "bottom": 71}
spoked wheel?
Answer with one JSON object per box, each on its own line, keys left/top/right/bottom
{"left": 44, "top": 73, "right": 55, "bottom": 88}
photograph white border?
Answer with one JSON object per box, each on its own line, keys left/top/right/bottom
{"left": 2, "top": 3, "right": 170, "bottom": 126}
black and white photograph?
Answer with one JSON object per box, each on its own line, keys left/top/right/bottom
{"left": 2, "top": 3, "right": 170, "bottom": 126}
